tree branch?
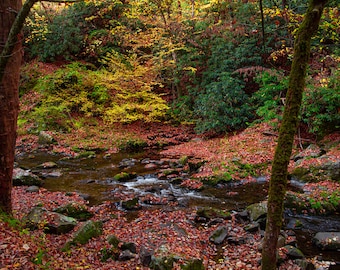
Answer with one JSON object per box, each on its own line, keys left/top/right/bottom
{"left": 0, "top": 0, "right": 82, "bottom": 83}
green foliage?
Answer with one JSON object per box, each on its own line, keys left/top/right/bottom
{"left": 301, "top": 68, "right": 340, "bottom": 137}
{"left": 195, "top": 73, "right": 254, "bottom": 133}
{"left": 252, "top": 71, "right": 288, "bottom": 122}
{"left": 24, "top": 0, "right": 131, "bottom": 62}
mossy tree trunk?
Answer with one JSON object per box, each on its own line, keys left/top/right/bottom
{"left": 261, "top": 1, "right": 328, "bottom": 269}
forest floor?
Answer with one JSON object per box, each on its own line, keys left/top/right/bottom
{"left": 1, "top": 121, "right": 340, "bottom": 269}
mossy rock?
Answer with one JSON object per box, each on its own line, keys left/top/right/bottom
{"left": 122, "top": 197, "right": 140, "bottom": 210}
{"left": 246, "top": 201, "right": 267, "bottom": 222}
{"left": 196, "top": 207, "right": 231, "bottom": 221}
{"left": 150, "top": 256, "right": 176, "bottom": 270}
{"left": 76, "top": 151, "right": 96, "bottom": 159}
{"left": 119, "top": 139, "right": 148, "bottom": 152}
{"left": 107, "top": 235, "right": 120, "bottom": 248}
{"left": 181, "top": 259, "right": 204, "bottom": 270}
{"left": 12, "top": 168, "right": 43, "bottom": 187}
{"left": 178, "top": 156, "right": 188, "bottom": 166}
{"left": 54, "top": 202, "right": 93, "bottom": 221}
{"left": 100, "top": 247, "right": 120, "bottom": 262}
{"left": 63, "top": 220, "right": 103, "bottom": 251}
{"left": 113, "top": 172, "right": 137, "bottom": 182}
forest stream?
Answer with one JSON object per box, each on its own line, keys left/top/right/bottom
{"left": 15, "top": 150, "right": 340, "bottom": 264}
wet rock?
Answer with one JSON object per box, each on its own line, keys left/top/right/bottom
{"left": 54, "top": 202, "right": 93, "bottom": 221}
{"left": 313, "top": 232, "right": 340, "bottom": 250}
{"left": 113, "top": 172, "right": 137, "bottom": 182}
{"left": 118, "top": 158, "right": 137, "bottom": 168}
{"left": 12, "top": 168, "right": 43, "bottom": 186}
{"left": 36, "top": 161, "right": 58, "bottom": 169}
{"left": 63, "top": 220, "right": 103, "bottom": 251}
{"left": 40, "top": 170, "right": 63, "bottom": 178}
{"left": 25, "top": 207, "right": 77, "bottom": 234}
{"left": 209, "top": 226, "right": 228, "bottom": 245}
{"left": 76, "top": 151, "right": 96, "bottom": 159}
{"left": 246, "top": 201, "right": 267, "bottom": 221}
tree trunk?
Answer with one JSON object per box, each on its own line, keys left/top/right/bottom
{"left": 0, "top": 0, "right": 23, "bottom": 214}
{"left": 261, "top": 0, "right": 328, "bottom": 269}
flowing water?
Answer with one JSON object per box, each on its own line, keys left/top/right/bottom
{"left": 16, "top": 150, "right": 340, "bottom": 263}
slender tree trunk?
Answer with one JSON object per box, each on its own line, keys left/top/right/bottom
{"left": 0, "top": 0, "right": 23, "bottom": 214}
{"left": 261, "top": 1, "right": 329, "bottom": 269}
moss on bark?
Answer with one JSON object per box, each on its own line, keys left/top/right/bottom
{"left": 261, "top": 1, "right": 329, "bottom": 269}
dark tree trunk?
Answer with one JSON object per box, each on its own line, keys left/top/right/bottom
{"left": 261, "top": 1, "right": 329, "bottom": 269}
{"left": 0, "top": 0, "right": 23, "bottom": 214}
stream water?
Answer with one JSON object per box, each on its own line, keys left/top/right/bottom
{"left": 16, "top": 150, "right": 340, "bottom": 263}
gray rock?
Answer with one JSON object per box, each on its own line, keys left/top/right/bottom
{"left": 244, "top": 222, "right": 260, "bottom": 233}
{"left": 37, "top": 161, "right": 58, "bottom": 169}
{"left": 284, "top": 245, "right": 305, "bottom": 259}
{"left": 25, "top": 207, "right": 77, "bottom": 234}
{"left": 12, "top": 168, "right": 43, "bottom": 186}
{"left": 321, "top": 161, "right": 340, "bottom": 181}
{"left": 209, "top": 226, "right": 228, "bottom": 245}
{"left": 118, "top": 250, "right": 136, "bottom": 261}
{"left": 26, "top": 186, "right": 40, "bottom": 192}
{"left": 313, "top": 232, "right": 340, "bottom": 250}
{"left": 246, "top": 201, "right": 267, "bottom": 221}
{"left": 40, "top": 170, "right": 63, "bottom": 178}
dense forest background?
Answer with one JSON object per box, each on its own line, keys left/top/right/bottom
{"left": 19, "top": 0, "right": 339, "bottom": 138}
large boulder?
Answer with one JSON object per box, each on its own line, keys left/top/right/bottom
{"left": 25, "top": 207, "right": 77, "bottom": 234}
{"left": 12, "top": 168, "right": 43, "bottom": 186}
{"left": 63, "top": 220, "right": 103, "bottom": 251}
{"left": 313, "top": 232, "right": 340, "bottom": 250}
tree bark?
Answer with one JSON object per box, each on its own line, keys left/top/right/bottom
{"left": 0, "top": 0, "right": 23, "bottom": 214}
{"left": 261, "top": 1, "right": 329, "bottom": 269}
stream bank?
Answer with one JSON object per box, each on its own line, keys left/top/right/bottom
{"left": 13, "top": 149, "right": 340, "bottom": 268}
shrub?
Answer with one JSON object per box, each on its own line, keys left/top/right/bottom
{"left": 195, "top": 73, "right": 254, "bottom": 133}
{"left": 301, "top": 68, "right": 340, "bottom": 137}
{"left": 252, "top": 71, "right": 288, "bottom": 122}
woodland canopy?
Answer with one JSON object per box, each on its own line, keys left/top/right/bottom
{"left": 20, "top": 0, "right": 340, "bottom": 137}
